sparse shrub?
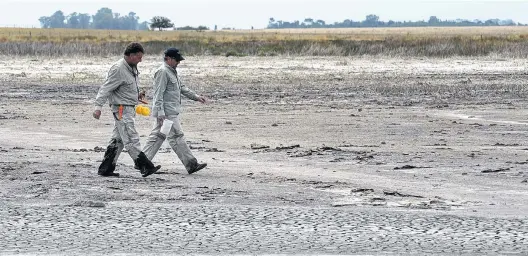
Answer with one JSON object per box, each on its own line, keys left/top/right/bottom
{"left": 225, "top": 50, "right": 241, "bottom": 57}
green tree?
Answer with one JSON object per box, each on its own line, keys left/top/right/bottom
{"left": 428, "top": 16, "right": 440, "bottom": 25}
{"left": 50, "top": 10, "right": 66, "bottom": 28}
{"left": 485, "top": 19, "right": 499, "bottom": 26}
{"left": 78, "top": 13, "right": 91, "bottom": 29}
{"left": 92, "top": 8, "right": 114, "bottom": 29}
{"left": 150, "top": 16, "right": 173, "bottom": 30}
{"left": 121, "top": 12, "right": 139, "bottom": 30}
{"left": 113, "top": 13, "right": 121, "bottom": 29}
{"left": 38, "top": 16, "right": 51, "bottom": 28}
{"left": 268, "top": 17, "right": 277, "bottom": 28}
{"left": 364, "top": 14, "right": 379, "bottom": 26}
{"left": 303, "top": 18, "right": 314, "bottom": 27}
{"left": 67, "top": 12, "right": 80, "bottom": 28}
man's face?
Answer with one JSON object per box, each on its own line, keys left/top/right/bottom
{"left": 169, "top": 57, "right": 181, "bottom": 68}
{"left": 129, "top": 52, "right": 143, "bottom": 65}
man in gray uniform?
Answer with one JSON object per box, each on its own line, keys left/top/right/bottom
{"left": 142, "top": 48, "right": 207, "bottom": 174}
{"left": 93, "top": 42, "right": 161, "bottom": 177}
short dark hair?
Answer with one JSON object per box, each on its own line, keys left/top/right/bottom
{"left": 124, "top": 42, "right": 144, "bottom": 56}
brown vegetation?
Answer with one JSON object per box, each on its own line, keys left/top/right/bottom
{"left": 1, "top": 27, "right": 528, "bottom": 57}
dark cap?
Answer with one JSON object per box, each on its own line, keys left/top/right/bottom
{"left": 164, "top": 47, "right": 185, "bottom": 61}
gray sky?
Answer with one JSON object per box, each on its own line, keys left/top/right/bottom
{"left": 1, "top": 0, "right": 527, "bottom": 29}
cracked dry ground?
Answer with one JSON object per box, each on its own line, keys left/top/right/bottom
{"left": 0, "top": 56, "right": 527, "bottom": 255}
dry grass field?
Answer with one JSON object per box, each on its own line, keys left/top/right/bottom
{"left": 1, "top": 26, "right": 528, "bottom": 58}
{"left": 2, "top": 26, "right": 528, "bottom": 42}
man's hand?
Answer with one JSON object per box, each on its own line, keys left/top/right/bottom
{"left": 138, "top": 90, "right": 148, "bottom": 104}
{"left": 197, "top": 96, "right": 207, "bottom": 104}
{"left": 93, "top": 110, "right": 101, "bottom": 119}
{"left": 157, "top": 115, "right": 166, "bottom": 124}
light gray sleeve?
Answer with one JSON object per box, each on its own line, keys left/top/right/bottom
{"left": 180, "top": 77, "right": 200, "bottom": 101}
{"left": 153, "top": 70, "right": 168, "bottom": 116}
{"left": 94, "top": 66, "right": 122, "bottom": 109}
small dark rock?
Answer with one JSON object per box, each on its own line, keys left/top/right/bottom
{"left": 205, "top": 147, "right": 224, "bottom": 152}
{"left": 394, "top": 165, "right": 417, "bottom": 170}
{"left": 351, "top": 188, "right": 374, "bottom": 193}
{"left": 482, "top": 167, "right": 510, "bottom": 173}
{"left": 277, "top": 144, "right": 300, "bottom": 150}
{"left": 383, "top": 191, "right": 424, "bottom": 198}
{"left": 250, "top": 143, "right": 269, "bottom": 150}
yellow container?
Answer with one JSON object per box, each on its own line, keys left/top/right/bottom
{"left": 136, "top": 105, "right": 150, "bottom": 116}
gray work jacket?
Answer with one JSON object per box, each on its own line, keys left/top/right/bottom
{"left": 94, "top": 58, "right": 140, "bottom": 111}
{"left": 151, "top": 63, "right": 199, "bottom": 117}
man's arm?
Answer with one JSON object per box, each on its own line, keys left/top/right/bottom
{"left": 181, "top": 80, "right": 206, "bottom": 103}
{"left": 93, "top": 67, "right": 122, "bottom": 119}
{"left": 153, "top": 70, "right": 168, "bottom": 120}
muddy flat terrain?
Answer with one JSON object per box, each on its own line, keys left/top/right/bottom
{"left": 0, "top": 55, "right": 527, "bottom": 255}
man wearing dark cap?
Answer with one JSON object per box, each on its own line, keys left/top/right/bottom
{"left": 142, "top": 47, "right": 208, "bottom": 174}
{"left": 93, "top": 42, "right": 161, "bottom": 178}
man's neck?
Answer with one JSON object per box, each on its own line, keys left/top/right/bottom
{"left": 165, "top": 61, "right": 177, "bottom": 69}
{"left": 124, "top": 56, "right": 136, "bottom": 68}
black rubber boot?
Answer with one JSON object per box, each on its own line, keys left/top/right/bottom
{"left": 135, "top": 152, "right": 161, "bottom": 177}
{"left": 99, "top": 163, "right": 118, "bottom": 177}
{"left": 187, "top": 160, "right": 207, "bottom": 174}
{"left": 98, "top": 141, "right": 120, "bottom": 177}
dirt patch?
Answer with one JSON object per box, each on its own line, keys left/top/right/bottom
{"left": 1, "top": 55, "right": 528, "bottom": 218}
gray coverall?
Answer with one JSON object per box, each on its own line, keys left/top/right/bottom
{"left": 94, "top": 58, "right": 142, "bottom": 163}
{"left": 143, "top": 62, "right": 200, "bottom": 171}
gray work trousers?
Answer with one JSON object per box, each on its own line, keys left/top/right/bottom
{"left": 143, "top": 114, "right": 197, "bottom": 171}
{"left": 108, "top": 105, "right": 142, "bottom": 164}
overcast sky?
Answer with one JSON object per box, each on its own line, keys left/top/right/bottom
{"left": 0, "top": 0, "right": 527, "bottom": 29}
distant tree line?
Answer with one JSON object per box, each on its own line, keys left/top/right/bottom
{"left": 39, "top": 8, "right": 149, "bottom": 30}
{"left": 267, "top": 15, "right": 525, "bottom": 29}
{"left": 38, "top": 8, "right": 208, "bottom": 31}
{"left": 40, "top": 9, "right": 523, "bottom": 31}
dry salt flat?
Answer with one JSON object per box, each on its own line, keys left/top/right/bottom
{"left": 0, "top": 55, "right": 527, "bottom": 255}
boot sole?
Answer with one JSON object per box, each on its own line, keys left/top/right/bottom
{"left": 98, "top": 172, "right": 120, "bottom": 177}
